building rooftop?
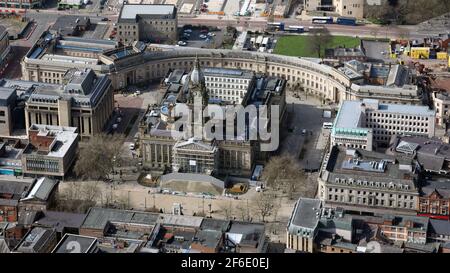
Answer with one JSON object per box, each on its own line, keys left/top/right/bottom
{"left": 81, "top": 207, "right": 160, "bottom": 230}
{"left": 52, "top": 234, "right": 97, "bottom": 253}
{"left": 390, "top": 135, "right": 450, "bottom": 172}
{"left": 200, "top": 218, "right": 230, "bottom": 232}
{"left": 33, "top": 211, "right": 86, "bottom": 233}
{"left": 334, "top": 99, "right": 435, "bottom": 130}
{"left": 21, "top": 177, "right": 59, "bottom": 202}
{"left": 49, "top": 15, "right": 90, "bottom": 36}
{"left": 429, "top": 219, "right": 450, "bottom": 237}
{"left": 24, "top": 124, "right": 79, "bottom": 158}
{"left": 15, "top": 227, "right": 56, "bottom": 253}
{"left": 226, "top": 221, "right": 265, "bottom": 249}
{"left": 0, "top": 87, "right": 17, "bottom": 102}
{"left": 29, "top": 68, "right": 111, "bottom": 109}
{"left": 203, "top": 67, "right": 254, "bottom": 79}
{"left": 192, "top": 229, "right": 222, "bottom": 249}
{"left": 119, "top": 4, "right": 176, "bottom": 21}
{"left": 287, "top": 198, "right": 321, "bottom": 237}
{"left": 159, "top": 214, "right": 204, "bottom": 228}
{"left": 324, "top": 146, "right": 418, "bottom": 190}
{"left": 420, "top": 179, "right": 450, "bottom": 199}
{"left": 0, "top": 180, "right": 31, "bottom": 206}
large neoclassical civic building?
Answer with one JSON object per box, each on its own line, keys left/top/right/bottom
{"left": 21, "top": 32, "right": 425, "bottom": 107}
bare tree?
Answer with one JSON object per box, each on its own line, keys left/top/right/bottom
{"left": 252, "top": 191, "right": 277, "bottom": 222}
{"left": 74, "top": 134, "right": 125, "bottom": 181}
{"left": 236, "top": 202, "right": 250, "bottom": 221}
{"left": 307, "top": 27, "right": 332, "bottom": 58}
{"left": 219, "top": 202, "right": 233, "bottom": 220}
{"left": 55, "top": 182, "right": 100, "bottom": 213}
{"left": 262, "top": 155, "right": 302, "bottom": 187}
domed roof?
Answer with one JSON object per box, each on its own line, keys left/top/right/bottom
{"left": 190, "top": 56, "right": 204, "bottom": 85}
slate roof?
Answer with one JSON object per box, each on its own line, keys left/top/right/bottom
{"left": 429, "top": 219, "right": 450, "bottom": 237}
{"left": 21, "top": 177, "right": 59, "bottom": 202}
{"left": 81, "top": 207, "right": 159, "bottom": 230}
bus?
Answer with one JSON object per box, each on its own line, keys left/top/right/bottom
{"left": 323, "top": 122, "right": 333, "bottom": 129}
{"left": 312, "top": 16, "right": 333, "bottom": 24}
{"left": 267, "top": 22, "right": 285, "bottom": 31}
{"left": 287, "top": 25, "right": 305, "bottom": 33}
{"left": 336, "top": 16, "right": 357, "bottom": 26}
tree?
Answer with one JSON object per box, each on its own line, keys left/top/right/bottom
{"left": 291, "top": 80, "right": 304, "bottom": 98}
{"left": 262, "top": 155, "right": 301, "bottom": 188}
{"left": 55, "top": 182, "right": 100, "bottom": 213}
{"left": 252, "top": 191, "right": 277, "bottom": 222}
{"left": 236, "top": 201, "right": 250, "bottom": 221}
{"left": 262, "top": 155, "right": 307, "bottom": 199}
{"left": 219, "top": 201, "right": 233, "bottom": 220}
{"left": 307, "top": 28, "right": 332, "bottom": 58}
{"left": 74, "top": 134, "right": 125, "bottom": 181}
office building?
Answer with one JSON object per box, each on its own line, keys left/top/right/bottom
{"left": 332, "top": 99, "right": 435, "bottom": 151}
{"left": 0, "top": 87, "right": 17, "bottom": 136}
{"left": 318, "top": 146, "right": 420, "bottom": 215}
{"left": 24, "top": 68, "right": 114, "bottom": 138}
{"left": 116, "top": 4, "right": 178, "bottom": 44}
{"left": 22, "top": 124, "right": 79, "bottom": 178}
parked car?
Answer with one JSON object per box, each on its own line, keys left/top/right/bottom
{"left": 101, "top": 17, "right": 108, "bottom": 21}
{"left": 177, "top": 41, "right": 187, "bottom": 46}
{"left": 207, "top": 32, "right": 215, "bottom": 37}
{"left": 199, "top": 34, "right": 207, "bottom": 39}
{"left": 184, "top": 29, "right": 192, "bottom": 33}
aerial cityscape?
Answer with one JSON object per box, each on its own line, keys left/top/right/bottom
{"left": 0, "top": 0, "right": 449, "bottom": 262}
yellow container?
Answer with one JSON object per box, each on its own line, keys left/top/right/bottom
{"left": 410, "top": 47, "right": 430, "bottom": 59}
{"left": 437, "top": 52, "right": 448, "bottom": 60}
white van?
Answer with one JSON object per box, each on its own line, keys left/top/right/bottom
{"left": 323, "top": 122, "right": 333, "bottom": 129}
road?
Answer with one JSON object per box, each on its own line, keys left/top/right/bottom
{"left": 19, "top": 9, "right": 436, "bottom": 40}
{"left": 178, "top": 15, "right": 433, "bottom": 39}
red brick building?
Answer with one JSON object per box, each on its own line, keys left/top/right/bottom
{"left": 0, "top": 177, "right": 58, "bottom": 222}
{"left": 0, "top": 181, "right": 31, "bottom": 222}
{"left": 418, "top": 180, "right": 450, "bottom": 220}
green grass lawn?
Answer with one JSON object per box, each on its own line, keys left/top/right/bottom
{"left": 274, "top": 35, "right": 361, "bottom": 58}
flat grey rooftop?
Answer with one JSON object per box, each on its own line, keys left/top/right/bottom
{"left": 289, "top": 198, "right": 321, "bottom": 230}
{"left": 0, "top": 87, "right": 16, "bottom": 101}
{"left": 326, "top": 147, "right": 417, "bottom": 189}
{"left": 335, "top": 99, "right": 435, "bottom": 130}
{"left": 203, "top": 67, "right": 254, "bottom": 79}
{"left": 53, "top": 234, "right": 97, "bottom": 253}
{"left": 81, "top": 207, "right": 159, "bottom": 230}
{"left": 120, "top": 4, "right": 176, "bottom": 20}
{"left": 34, "top": 211, "right": 86, "bottom": 233}
{"left": 334, "top": 100, "right": 364, "bottom": 129}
